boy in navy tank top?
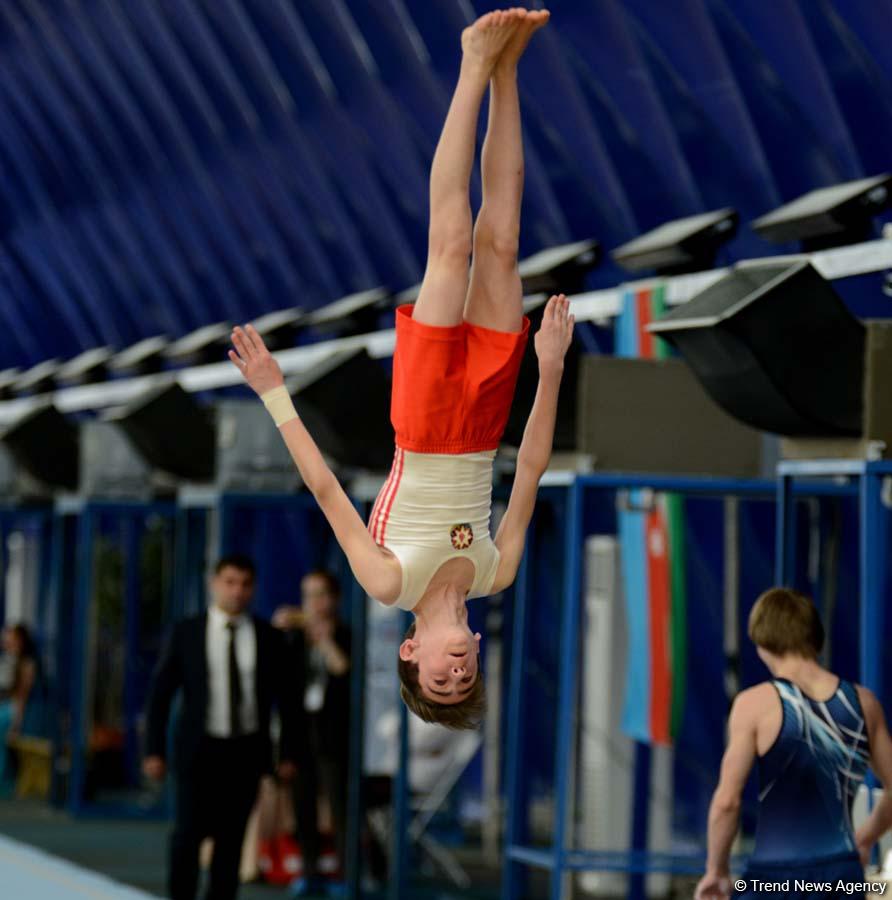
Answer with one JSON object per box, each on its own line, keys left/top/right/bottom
{"left": 696, "top": 588, "right": 892, "bottom": 900}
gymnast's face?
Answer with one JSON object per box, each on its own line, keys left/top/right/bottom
{"left": 400, "top": 624, "right": 482, "bottom": 704}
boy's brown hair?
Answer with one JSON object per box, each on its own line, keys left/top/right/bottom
{"left": 397, "top": 622, "right": 485, "bottom": 731}
{"left": 747, "top": 587, "right": 825, "bottom": 659}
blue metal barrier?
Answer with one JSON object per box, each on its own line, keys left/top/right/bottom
{"left": 502, "top": 469, "right": 873, "bottom": 900}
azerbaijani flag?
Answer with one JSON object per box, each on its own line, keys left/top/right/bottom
{"left": 616, "top": 285, "right": 687, "bottom": 745}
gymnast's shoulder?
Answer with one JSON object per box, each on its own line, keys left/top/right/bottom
{"left": 363, "top": 543, "right": 402, "bottom": 607}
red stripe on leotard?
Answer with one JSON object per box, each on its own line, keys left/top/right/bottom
{"left": 377, "top": 448, "right": 404, "bottom": 546}
{"left": 369, "top": 448, "right": 402, "bottom": 544}
{"left": 368, "top": 449, "right": 398, "bottom": 542}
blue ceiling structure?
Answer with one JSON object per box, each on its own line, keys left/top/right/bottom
{"left": 0, "top": 0, "right": 890, "bottom": 368}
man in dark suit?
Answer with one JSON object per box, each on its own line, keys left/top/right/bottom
{"left": 143, "top": 554, "right": 301, "bottom": 900}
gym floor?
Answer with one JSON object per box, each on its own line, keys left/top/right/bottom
{"left": 0, "top": 798, "right": 504, "bottom": 899}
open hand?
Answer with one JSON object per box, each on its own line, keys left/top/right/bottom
{"left": 534, "top": 294, "right": 574, "bottom": 376}
{"left": 694, "top": 871, "right": 731, "bottom": 900}
{"left": 229, "top": 324, "right": 285, "bottom": 397}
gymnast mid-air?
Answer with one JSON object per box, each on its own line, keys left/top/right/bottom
{"left": 229, "top": 8, "right": 571, "bottom": 729}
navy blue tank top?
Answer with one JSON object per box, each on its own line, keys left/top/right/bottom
{"left": 751, "top": 678, "right": 870, "bottom": 865}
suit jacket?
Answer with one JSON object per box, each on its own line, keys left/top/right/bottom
{"left": 145, "top": 613, "right": 302, "bottom": 773}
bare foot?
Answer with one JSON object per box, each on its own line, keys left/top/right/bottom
{"left": 461, "top": 9, "right": 527, "bottom": 78}
{"left": 496, "top": 8, "right": 550, "bottom": 72}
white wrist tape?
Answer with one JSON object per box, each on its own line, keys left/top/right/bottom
{"left": 261, "top": 385, "right": 298, "bottom": 427}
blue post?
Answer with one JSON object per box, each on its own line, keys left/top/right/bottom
{"left": 549, "top": 480, "right": 585, "bottom": 900}
{"left": 172, "top": 508, "right": 192, "bottom": 621}
{"left": 502, "top": 535, "right": 535, "bottom": 900}
{"left": 390, "top": 610, "right": 412, "bottom": 900}
{"left": 859, "top": 472, "right": 884, "bottom": 697}
{"left": 0, "top": 508, "right": 7, "bottom": 624}
{"left": 69, "top": 503, "right": 95, "bottom": 815}
{"left": 216, "top": 494, "right": 232, "bottom": 559}
{"left": 123, "top": 513, "right": 143, "bottom": 789}
{"left": 629, "top": 742, "right": 652, "bottom": 900}
{"left": 774, "top": 473, "right": 795, "bottom": 585}
{"left": 346, "top": 572, "right": 367, "bottom": 899}
{"left": 860, "top": 469, "right": 886, "bottom": 866}
{"left": 35, "top": 510, "right": 54, "bottom": 642}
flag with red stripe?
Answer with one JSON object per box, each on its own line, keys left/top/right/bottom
{"left": 617, "top": 286, "right": 688, "bottom": 745}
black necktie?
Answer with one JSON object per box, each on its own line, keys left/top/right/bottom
{"left": 226, "top": 622, "right": 242, "bottom": 738}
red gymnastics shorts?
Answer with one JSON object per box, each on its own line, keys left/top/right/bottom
{"left": 390, "top": 304, "right": 530, "bottom": 454}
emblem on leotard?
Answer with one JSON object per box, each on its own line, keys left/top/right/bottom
{"left": 450, "top": 523, "right": 474, "bottom": 550}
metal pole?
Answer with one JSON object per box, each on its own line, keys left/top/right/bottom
{"left": 859, "top": 473, "right": 883, "bottom": 697}
{"left": 123, "top": 513, "right": 143, "bottom": 790}
{"left": 549, "top": 481, "right": 584, "bottom": 900}
{"left": 629, "top": 741, "right": 652, "bottom": 900}
{"left": 346, "top": 575, "right": 368, "bottom": 899}
{"left": 723, "top": 497, "right": 740, "bottom": 702}
{"left": 482, "top": 599, "right": 503, "bottom": 866}
{"left": 501, "top": 529, "right": 534, "bottom": 900}
{"left": 860, "top": 470, "right": 885, "bottom": 867}
{"left": 69, "top": 504, "right": 95, "bottom": 815}
{"left": 774, "top": 473, "right": 795, "bottom": 585}
{"left": 389, "top": 610, "right": 412, "bottom": 900}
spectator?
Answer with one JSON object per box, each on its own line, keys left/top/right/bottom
{"left": 284, "top": 570, "right": 352, "bottom": 898}
{"left": 0, "top": 624, "right": 41, "bottom": 792}
{"left": 143, "top": 554, "right": 301, "bottom": 900}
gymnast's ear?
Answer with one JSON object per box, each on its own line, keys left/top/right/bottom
{"left": 399, "top": 639, "right": 419, "bottom": 661}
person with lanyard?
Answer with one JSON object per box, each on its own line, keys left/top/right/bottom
{"left": 285, "top": 570, "right": 352, "bottom": 898}
{"left": 229, "top": 7, "right": 572, "bottom": 731}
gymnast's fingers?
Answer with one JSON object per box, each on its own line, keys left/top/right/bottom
{"left": 236, "top": 324, "right": 259, "bottom": 355}
{"left": 231, "top": 328, "right": 254, "bottom": 361}
{"left": 245, "top": 323, "right": 268, "bottom": 355}
{"left": 228, "top": 349, "right": 246, "bottom": 371}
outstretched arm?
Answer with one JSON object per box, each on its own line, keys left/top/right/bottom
{"left": 229, "top": 325, "right": 400, "bottom": 604}
{"left": 855, "top": 687, "right": 892, "bottom": 865}
{"left": 695, "top": 689, "right": 761, "bottom": 900}
{"left": 492, "top": 295, "right": 573, "bottom": 591}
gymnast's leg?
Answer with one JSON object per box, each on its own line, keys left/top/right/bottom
{"left": 464, "top": 10, "right": 549, "bottom": 333}
{"left": 411, "top": 9, "right": 525, "bottom": 328}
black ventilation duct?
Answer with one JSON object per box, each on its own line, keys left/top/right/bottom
{"left": 105, "top": 381, "right": 216, "bottom": 481}
{"left": 286, "top": 347, "right": 393, "bottom": 471}
{"left": 648, "top": 262, "right": 864, "bottom": 437}
{"left": 1, "top": 403, "right": 79, "bottom": 489}
{"left": 612, "top": 209, "right": 738, "bottom": 275}
{"left": 752, "top": 174, "right": 891, "bottom": 251}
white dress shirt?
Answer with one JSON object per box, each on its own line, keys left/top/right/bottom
{"left": 205, "top": 605, "right": 258, "bottom": 738}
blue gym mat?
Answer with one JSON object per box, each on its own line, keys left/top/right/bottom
{"left": 0, "top": 833, "right": 159, "bottom": 900}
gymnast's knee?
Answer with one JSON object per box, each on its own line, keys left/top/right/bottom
{"left": 473, "top": 218, "right": 519, "bottom": 269}
{"left": 427, "top": 225, "right": 472, "bottom": 270}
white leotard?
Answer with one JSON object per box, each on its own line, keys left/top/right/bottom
{"left": 367, "top": 448, "right": 500, "bottom": 610}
